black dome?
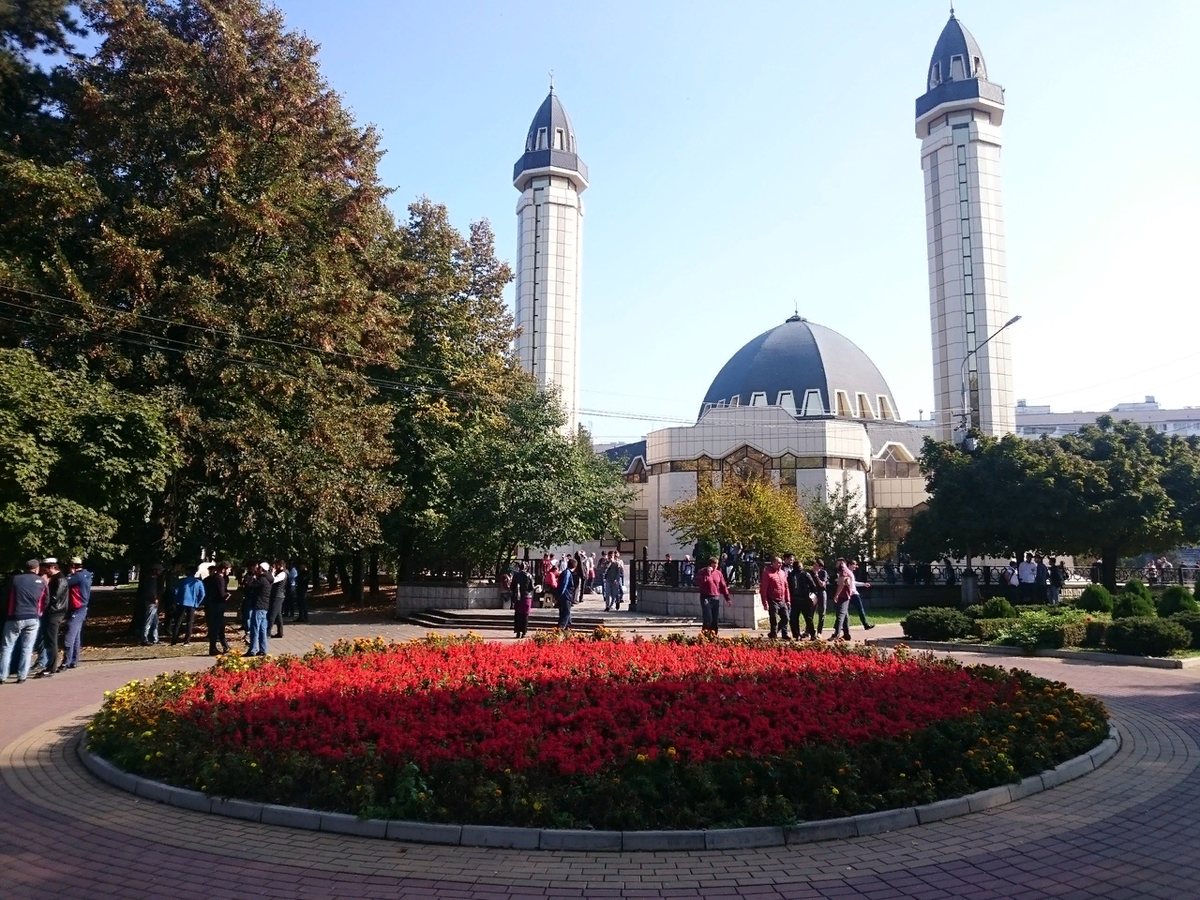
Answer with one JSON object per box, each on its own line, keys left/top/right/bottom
{"left": 926, "top": 12, "right": 988, "bottom": 88}
{"left": 699, "top": 317, "right": 900, "bottom": 422}
{"left": 512, "top": 88, "right": 588, "bottom": 189}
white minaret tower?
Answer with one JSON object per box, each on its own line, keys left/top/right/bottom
{"left": 917, "top": 11, "right": 1014, "bottom": 441}
{"left": 513, "top": 84, "right": 588, "bottom": 434}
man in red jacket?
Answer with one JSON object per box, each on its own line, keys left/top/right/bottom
{"left": 760, "top": 556, "right": 791, "bottom": 640}
{"left": 1, "top": 559, "right": 48, "bottom": 684}
{"left": 695, "top": 556, "right": 731, "bottom": 635}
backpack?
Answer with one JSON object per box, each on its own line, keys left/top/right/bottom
{"left": 1000, "top": 567, "right": 1013, "bottom": 586}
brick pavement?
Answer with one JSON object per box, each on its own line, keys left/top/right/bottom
{"left": 2, "top": 624, "right": 1200, "bottom": 898}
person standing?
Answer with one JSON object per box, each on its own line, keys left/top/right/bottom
{"left": 202, "top": 563, "right": 230, "bottom": 655}
{"left": 0, "top": 560, "right": 48, "bottom": 683}
{"left": 605, "top": 553, "right": 625, "bottom": 611}
{"left": 681, "top": 555, "right": 694, "bottom": 588}
{"left": 695, "top": 556, "right": 731, "bottom": 635}
{"left": 1047, "top": 557, "right": 1064, "bottom": 607}
{"left": 169, "top": 567, "right": 206, "bottom": 645}
{"left": 294, "top": 563, "right": 310, "bottom": 622}
{"left": 62, "top": 558, "right": 93, "bottom": 669}
{"left": 813, "top": 559, "right": 829, "bottom": 635}
{"left": 283, "top": 562, "right": 298, "bottom": 618}
{"left": 1034, "top": 554, "right": 1050, "bottom": 605}
{"left": 556, "top": 558, "right": 578, "bottom": 630}
{"left": 1001, "top": 558, "right": 1019, "bottom": 606}
{"left": 827, "top": 560, "right": 854, "bottom": 642}
{"left": 248, "top": 563, "right": 273, "bottom": 656}
{"left": 37, "top": 559, "right": 70, "bottom": 677}
{"left": 510, "top": 561, "right": 534, "bottom": 638}
{"left": 268, "top": 560, "right": 287, "bottom": 639}
{"left": 1017, "top": 552, "right": 1036, "bottom": 604}
{"left": 759, "top": 556, "right": 791, "bottom": 640}
{"left": 138, "top": 563, "right": 164, "bottom": 645}
{"left": 847, "top": 560, "right": 874, "bottom": 632}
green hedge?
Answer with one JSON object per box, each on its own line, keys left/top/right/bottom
{"left": 1113, "top": 590, "right": 1156, "bottom": 620}
{"left": 977, "top": 596, "right": 1017, "bottom": 619}
{"left": 900, "top": 608, "right": 974, "bottom": 641}
{"left": 972, "top": 618, "right": 1020, "bottom": 641}
{"left": 1076, "top": 584, "right": 1113, "bottom": 614}
{"left": 1158, "top": 586, "right": 1200, "bottom": 617}
{"left": 1169, "top": 611, "right": 1200, "bottom": 649}
{"left": 1104, "top": 618, "right": 1190, "bottom": 657}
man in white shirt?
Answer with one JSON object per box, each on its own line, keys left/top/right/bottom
{"left": 1017, "top": 552, "right": 1036, "bottom": 604}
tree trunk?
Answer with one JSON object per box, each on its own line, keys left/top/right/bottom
{"left": 350, "top": 552, "right": 364, "bottom": 604}
{"left": 369, "top": 550, "right": 379, "bottom": 597}
{"left": 333, "top": 555, "right": 350, "bottom": 594}
{"left": 1101, "top": 548, "right": 1118, "bottom": 594}
{"left": 309, "top": 548, "right": 321, "bottom": 594}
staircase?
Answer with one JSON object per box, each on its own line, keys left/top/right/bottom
{"left": 400, "top": 607, "right": 700, "bottom": 633}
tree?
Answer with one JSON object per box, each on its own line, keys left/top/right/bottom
{"left": 907, "top": 419, "right": 1200, "bottom": 590}
{"left": 0, "top": 348, "right": 177, "bottom": 567}
{"left": 2, "top": 0, "right": 407, "bottom": 562}
{"left": 805, "top": 483, "right": 873, "bottom": 563}
{"left": 663, "top": 475, "right": 815, "bottom": 561}
{"left": 431, "top": 386, "right": 633, "bottom": 573}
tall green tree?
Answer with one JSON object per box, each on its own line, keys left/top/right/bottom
{"left": 2, "top": 0, "right": 406, "bottom": 562}
{"left": 805, "top": 483, "right": 873, "bottom": 563}
{"left": 0, "top": 348, "right": 177, "bottom": 566}
{"left": 663, "top": 475, "right": 815, "bottom": 560}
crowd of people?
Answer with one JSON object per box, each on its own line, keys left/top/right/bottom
{"left": 506, "top": 551, "right": 627, "bottom": 636}
{"left": 696, "top": 554, "right": 875, "bottom": 640}
{"left": 0, "top": 557, "right": 93, "bottom": 683}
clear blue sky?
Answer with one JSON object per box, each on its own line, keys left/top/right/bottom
{"left": 275, "top": 0, "right": 1200, "bottom": 441}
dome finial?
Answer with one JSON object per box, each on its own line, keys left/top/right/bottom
{"left": 548, "top": 69, "right": 555, "bottom": 92}
{"left": 949, "top": 4, "right": 955, "bottom": 16}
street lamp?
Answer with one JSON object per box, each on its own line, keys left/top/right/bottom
{"left": 958, "top": 314, "right": 1022, "bottom": 446}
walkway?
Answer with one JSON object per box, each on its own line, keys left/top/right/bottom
{"left": 2, "top": 617, "right": 1199, "bottom": 899}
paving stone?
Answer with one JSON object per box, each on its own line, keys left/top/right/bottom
{"left": 386, "top": 820, "right": 463, "bottom": 845}
{"left": 704, "top": 826, "right": 785, "bottom": 849}
{"left": 1007, "top": 775, "right": 1045, "bottom": 801}
{"left": 785, "top": 817, "right": 858, "bottom": 843}
{"left": 966, "top": 785, "right": 1013, "bottom": 813}
{"left": 621, "top": 830, "right": 706, "bottom": 851}
{"left": 539, "top": 829, "right": 622, "bottom": 851}
{"left": 915, "top": 796, "right": 972, "bottom": 824}
{"left": 210, "top": 796, "right": 263, "bottom": 821}
{"left": 261, "top": 803, "right": 321, "bottom": 830}
{"left": 318, "top": 812, "right": 386, "bottom": 837}
{"left": 852, "top": 807, "right": 919, "bottom": 835}
{"left": 132, "top": 776, "right": 171, "bottom": 804}
{"left": 168, "top": 787, "right": 213, "bottom": 813}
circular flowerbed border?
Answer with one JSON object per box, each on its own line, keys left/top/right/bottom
{"left": 82, "top": 634, "right": 1118, "bottom": 851}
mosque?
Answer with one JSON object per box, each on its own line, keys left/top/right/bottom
{"left": 511, "top": 11, "right": 1015, "bottom": 560}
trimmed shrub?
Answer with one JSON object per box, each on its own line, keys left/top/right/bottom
{"left": 1113, "top": 590, "right": 1156, "bottom": 620}
{"left": 1076, "top": 584, "right": 1114, "bottom": 614}
{"left": 1104, "top": 617, "right": 1191, "bottom": 657}
{"left": 1122, "top": 578, "right": 1154, "bottom": 605}
{"left": 900, "top": 607, "right": 974, "bottom": 641}
{"left": 972, "top": 617, "right": 1020, "bottom": 641}
{"left": 977, "top": 596, "right": 1017, "bottom": 619}
{"left": 1084, "top": 620, "right": 1109, "bottom": 647}
{"left": 998, "top": 610, "right": 1091, "bottom": 651}
{"left": 1158, "top": 585, "right": 1200, "bottom": 617}
{"left": 1169, "top": 611, "right": 1200, "bottom": 649}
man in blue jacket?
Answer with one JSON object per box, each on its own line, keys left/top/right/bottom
{"left": 62, "top": 558, "right": 93, "bottom": 669}
{"left": 0, "top": 560, "right": 48, "bottom": 684}
{"left": 169, "top": 567, "right": 206, "bottom": 646}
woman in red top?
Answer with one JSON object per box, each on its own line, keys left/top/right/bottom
{"left": 695, "top": 556, "right": 731, "bottom": 636}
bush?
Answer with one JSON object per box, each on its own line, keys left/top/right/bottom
{"left": 900, "top": 607, "right": 974, "bottom": 641}
{"left": 1104, "top": 617, "right": 1191, "bottom": 657}
{"left": 1169, "top": 611, "right": 1200, "bottom": 649}
{"left": 1122, "top": 578, "right": 1154, "bottom": 605}
{"left": 998, "top": 610, "right": 1090, "bottom": 651}
{"left": 972, "top": 618, "right": 1020, "bottom": 641}
{"left": 1158, "top": 586, "right": 1200, "bottom": 617}
{"left": 977, "top": 596, "right": 1017, "bottom": 619}
{"left": 1084, "top": 620, "right": 1109, "bottom": 647}
{"left": 1076, "top": 584, "right": 1113, "bottom": 613}
{"left": 1113, "top": 590, "right": 1156, "bottom": 620}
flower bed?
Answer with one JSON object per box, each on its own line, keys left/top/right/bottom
{"left": 87, "top": 633, "right": 1107, "bottom": 830}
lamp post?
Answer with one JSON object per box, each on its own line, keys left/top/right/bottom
{"left": 958, "top": 314, "right": 1022, "bottom": 446}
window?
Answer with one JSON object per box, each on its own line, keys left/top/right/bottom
{"left": 877, "top": 395, "right": 896, "bottom": 421}
{"left": 973, "top": 56, "right": 982, "bottom": 78}
{"left": 554, "top": 128, "right": 564, "bottom": 150}
{"left": 800, "top": 389, "right": 824, "bottom": 416}
{"left": 776, "top": 390, "right": 797, "bottom": 416}
{"left": 536, "top": 127, "right": 547, "bottom": 150}
{"left": 930, "top": 62, "right": 941, "bottom": 88}
{"left": 750, "top": 391, "right": 767, "bottom": 407}
{"left": 729, "top": 395, "right": 740, "bottom": 407}
{"left": 950, "top": 55, "right": 965, "bottom": 80}
{"left": 856, "top": 393, "right": 876, "bottom": 419}
{"left": 835, "top": 390, "right": 854, "bottom": 417}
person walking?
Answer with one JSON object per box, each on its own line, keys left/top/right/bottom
{"left": 62, "top": 558, "right": 92, "bottom": 669}
{"left": 37, "top": 559, "right": 70, "bottom": 677}
{"left": 138, "top": 563, "right": 164, "bottom": 645}
{"left": 169, "top": 567, "right": 206, "bottom": 645}
{"left": 268, "top": 560, "right": 287, "bottom": 639}
{"left": 695, "top": 556, "right": 731, "bottom": 636}
{"left": 0, "top": 560, "right": 48, "bottom": 684}
{"left": 783, "top": 553, "right": 819, "bottom": 641}
{"left": 760, "top": 556, "right": 791, "bottom": 640}
{"left": 510, "top": 561, "right": 534, "bottom": 638}
{"left": 605, "top": 553, "right": 625, "bottom": 611}
{"left": 202, "top": 562, "right": 231, "bottom": 655}
{"left": 847, "top": 560, "right": 874, "bottom": 632}
{"left": 556, "top": 558, "right": 578, "bottom": 630}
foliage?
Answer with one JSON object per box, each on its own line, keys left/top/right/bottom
{"left": 976, "top": 596, "right": 1017, "bottom": 619}
{"left": 1113, "top": 587, "right": 1156, "bottom": 620}
{"left": 0, "top": 0, "right": 80, "bottom": 139}
{"left": 906, "top": 420, "right": 1200, "bottom": 590}
{"left": 1121, "top": 578, "right": 1154, "bottom": 606}
{"left": 1157, "top": 585, "right": 1199, "bottom": 617}
{"left": 996, "top": 609, "right": 1091, "bottom": 651}
{"left": 663, "top": 475, "right": 814, "bottom": 560}
{"left": 0, "top": 348, "right": 177, "bottom": 565}
{"left": 1168, "top": 611, "right": 1200, "bottom": 649}
{"left": 805, "top": 483, "right": 873, "bottom": 564}
{"left": 972, "top": 618, "right": 1020, "bottom": 641}
{"left": 88, "top": 635, "right": 1107, "bottom": 830}
{"left": 1103, "top": 618, "right": 1191, "bottom": 657}
{"left": 900, "top": 608, "right": 974, "bottom": 641}
{"left": 1076, "top": 584, "right": 1114, "bottom": 614}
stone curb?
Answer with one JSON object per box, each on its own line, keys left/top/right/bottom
{"left": 868, "top": 637, "right": 1200, "bottom": 669}
{"left": 75, "top": 722, "right": 1123, "bottom": 852}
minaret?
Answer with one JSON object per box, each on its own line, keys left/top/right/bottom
{"left": 513, "top": 83, "right": 588, "bottom": 434}
{"left": 917, "top": 11, "right": 1014, "bottom": 440}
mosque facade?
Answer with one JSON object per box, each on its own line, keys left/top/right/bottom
{"left": 512, "top": 12, "right": 1013, "bottom": 559}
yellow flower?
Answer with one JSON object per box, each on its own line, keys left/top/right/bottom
{"left": 636, "top": 753, "right": 648, "bottom": 763}
{"left": 830, "top": 787, "right": 839, "bottom": 796}
{"left": 666, "top": 747, "right": 677, "bottom": 759}
{"left": 533, "top": 801, "right": 543, "bottom": 811}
